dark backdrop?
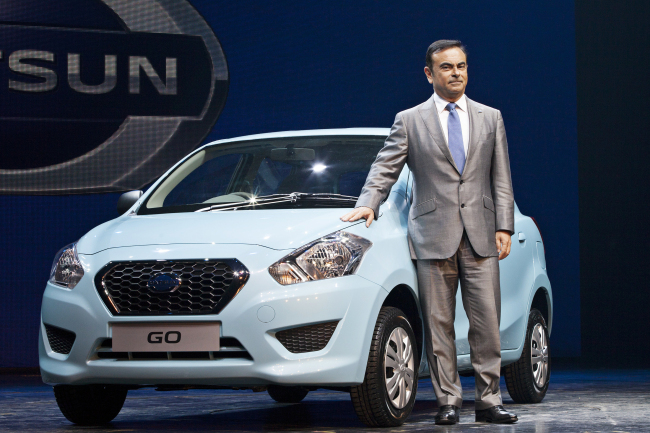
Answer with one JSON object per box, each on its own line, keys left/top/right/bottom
{"left": 0, "top": 0, "right": 579, "bottom": 367}
{"left": 577, "top": 0, "right": 650, "bottom": 367}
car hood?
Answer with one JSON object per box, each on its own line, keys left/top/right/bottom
{"left": 77, "top": 208, "right": 363, "bottom": 254}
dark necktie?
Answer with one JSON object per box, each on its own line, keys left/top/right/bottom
{"left": 446, "top": 102, "right": 465, "bottom": 174}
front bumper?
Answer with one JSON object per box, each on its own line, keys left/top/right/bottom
{"left": 39, "top": 244, "right": 387, "bottom": 387}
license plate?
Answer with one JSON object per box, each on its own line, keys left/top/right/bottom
{"left": 112, "top": 322, "right": 220, "bottom": 352}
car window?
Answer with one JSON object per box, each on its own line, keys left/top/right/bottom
{"left": 338, "top": 171, "right": 369, "bottom": 197}
{"left": 141, "top": 136, "right": 386, "bottom": 214}
{"left": 251, "top": 157, "right": 293, "bottom": 196}
{"left": 163, "top": 153, "right": 242, "bottom": 207}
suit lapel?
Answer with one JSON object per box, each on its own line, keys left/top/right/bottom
{"left": 418, "top": 95, "right": 460, "bottom": 174}
{"left": 465, "top": 97, "right": 484, "bottom": 175}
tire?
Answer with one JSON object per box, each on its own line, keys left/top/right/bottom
{"left": 504, "top": 308, "right": 550, "bottom": 403}
{"left": 53, "top": 385, "right": 128, "bottom": 425}
{"left": 350, "top": 307, "right": 419, "bottom": 427}
{"left": 267, "top": 385, "right": 309, "bottom": 403}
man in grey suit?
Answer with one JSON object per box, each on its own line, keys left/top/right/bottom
{"left": 341, "top": 40, "right": 518, "bottom": 424}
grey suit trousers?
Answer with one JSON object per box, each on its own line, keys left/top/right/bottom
{"left": 417, "top": 230, "right": 502, "bottom": 410}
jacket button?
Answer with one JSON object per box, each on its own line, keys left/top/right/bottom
{"left": 460, "top": 180, "right": 464, "bottom": 184}
{"left": 461, "top": 204, "right": 465, "bottom": 208}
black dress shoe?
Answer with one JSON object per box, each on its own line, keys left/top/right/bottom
{"left": 434, "top": 405, "right": 460, "bottom": 425}
{"left": 475, "top": 405, "right": 518, "bottom": 423}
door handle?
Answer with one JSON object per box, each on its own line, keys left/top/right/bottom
{"left": 518, "top": 232, "right": 526, "bottom": 242}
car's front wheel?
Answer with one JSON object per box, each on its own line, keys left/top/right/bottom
{"left": 503, "top": 308, "right": 550, "bottom": 403}
{"left": 350, "top": 306, "right": 418, "bottom": 427}
{"left": 53, "top": 384, "right": 128, "bottom": 425}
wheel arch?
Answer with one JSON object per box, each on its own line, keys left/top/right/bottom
{"left": 530, "top": 286, "right": 553, "bottom": 335}
{"left": 381, "top": 284, "right": 423, "bottom": 368}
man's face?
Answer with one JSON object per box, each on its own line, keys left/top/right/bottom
{"left": 424, "top": 46, "right": 468, "bottom": 102}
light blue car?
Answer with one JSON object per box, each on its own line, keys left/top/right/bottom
{"left": 40, "top": 129, "right": 552, "bottom": 427}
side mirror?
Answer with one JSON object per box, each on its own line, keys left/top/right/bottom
{"left": 117, "top": 190, "right": 143, "bottom": 215}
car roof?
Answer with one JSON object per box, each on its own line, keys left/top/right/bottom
{"left": 201, "top": 128, "right": 391, "bottom": 148}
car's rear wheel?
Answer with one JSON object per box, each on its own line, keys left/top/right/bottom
{"left": 53, "top": 384, "right": 127, "bottom": 425}
{"left": 350, "top": 306, "right": 418, "bottom": 427}
{"left": 267, "top": 385, "right": 309, "bottom": 403}
{"left": 503, "top": 308, "right": 550, "bottom": 403}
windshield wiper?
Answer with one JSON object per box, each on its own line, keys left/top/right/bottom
{"left": 195, "top": 192, "right": 358, "bottom": 213}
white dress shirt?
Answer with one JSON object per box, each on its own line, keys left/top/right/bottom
{"left": 433, "top": 92, "right": 470, "bottom": 157}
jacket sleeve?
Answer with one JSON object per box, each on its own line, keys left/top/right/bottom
{"left": 355, "top": 112, "right": 409, "bottom": 219}
{"left": 491, "top": 110, "right": 515, "bottom": 235}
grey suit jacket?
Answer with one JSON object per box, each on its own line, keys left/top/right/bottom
{"left": 355, "top": 94, "right": 515, "bottom": 259}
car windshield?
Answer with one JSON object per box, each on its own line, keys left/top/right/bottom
{"left": 139, "top": 135, "right": 386, "bottom": 214}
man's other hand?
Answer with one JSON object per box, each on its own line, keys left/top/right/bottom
{"left": 340, "top": 206, "right": 375, "bottom": 227}
{"left": 496, "top": 230, "right": 512, "bottom": 260}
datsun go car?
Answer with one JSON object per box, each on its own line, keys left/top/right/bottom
{"left": 40, "top": 129, "right": 553, "bottom": 427}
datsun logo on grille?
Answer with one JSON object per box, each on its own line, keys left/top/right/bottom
{"left": 0, "top": 0, "right": 228, "bottom": 194}
{"left": 147, "top": 273, "right": 181, "bottom": 293}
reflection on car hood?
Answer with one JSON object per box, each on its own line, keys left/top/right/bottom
{"left": 77, "top": 208, "right": 363, "bottom": 254}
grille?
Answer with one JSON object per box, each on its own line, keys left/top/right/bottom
{"left": 44, "top": 324, "right": 76, "bottom": 354}
{"left": 276, "top": 321, "right": 339, "bottom": 353}
{"left": 93, "top": 338, "right": 252, "bottom": 361}
{"left": 95, "top": 259, "right": 249, "bottom": 316}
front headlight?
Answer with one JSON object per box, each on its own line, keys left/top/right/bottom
{"left": 269, "top": 231, "right": 372, "bottom": 285}
{"left": 49, "top": 243, "right": 84, "bottom": 289}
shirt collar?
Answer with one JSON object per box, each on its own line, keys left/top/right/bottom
{"left": 433, "top": 92, "right": 468, "bottom": 113}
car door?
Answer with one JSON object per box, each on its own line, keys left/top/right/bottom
{"left": 496, "top": 208, "right": 537, "bottom": 349}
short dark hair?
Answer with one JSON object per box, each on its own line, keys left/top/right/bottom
{"left": 425, "top": 40, "right": 467, "bottom": 71}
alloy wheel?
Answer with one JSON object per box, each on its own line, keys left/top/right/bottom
{"left": 384, "top": 326, "right": 415, "bottom": 409}
{"left": 530, "top": 322, "right": 549, "bottom": 388}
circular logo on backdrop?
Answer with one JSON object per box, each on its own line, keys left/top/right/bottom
{"left": 0, "top": 0, "right": 228, "bottom": 194}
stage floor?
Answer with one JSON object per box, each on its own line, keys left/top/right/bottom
{"left": 1, "top": 369, "right": 648, "bottom": 432}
